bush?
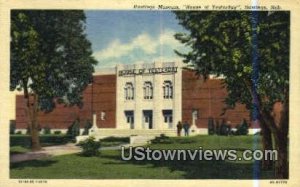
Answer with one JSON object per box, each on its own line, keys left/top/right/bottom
{"left": 54, "top": 130, "right": 61, "bottom": 135}
{"left": 15, "top": 131, "right": 22, "bottom": 135}
{"left": 208, "top": 117, "right": 215, "bottom": 135}
{"left": 215, "top": 120, "right": 220, "bottom": 135}
{"left": 67, "top": 119, "right": 80, "bottom": 139}
{"left": 43, "top": 126, "right": 51, "bottom": 135}
{"left": 151, "top": 134, "right": 196, "bottom": 144}
{"left": 78, "top": 136, "right": 101, "bottom": 157}
{"left": 151, "top": 134, "right": 172, "bottom": 144}
{"left": 101, "top": 136, "right": 130, "bottom": 143}
{"left": 10, "top": 120, "right": 16, "bottom": 134}
{"left": 82, "top": 120, "right": 92, "bottom": 135}
{"left": 10, "top": 135, "right": 73, "bottom": 147}
{"left": 220, "top": 122, "right": 230, "bottom": 136}
{"left": 26, "top": 124, "right": 42, "bottom": 134}
{"left": 26, "top": 126, "right": 31, "bottom": 135}
{"left": 235, "top": 119, "right": 249, "bottom": 135}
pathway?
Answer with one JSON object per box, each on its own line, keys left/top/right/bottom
{"left": 10, "top": 143, "right": 130, "bottom": 163}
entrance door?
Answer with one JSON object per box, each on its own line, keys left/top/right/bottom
{"left": 143, "top": 110, "right": 153, "bottom": 129}
{"left": 163, "top": 110, "right": 173, "bottom": 129}
{"left": 125, "top": 111, "right": 134, "bottom": 129}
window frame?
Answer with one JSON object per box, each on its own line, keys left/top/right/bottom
{"left": 163, "top": 80, "right": 173, "bottom": 99}
{"left": 124, "top": 82, "right": 134, "bottom": 100}
{"left": 143, "top": 81, "right": 153, "bottom": 100}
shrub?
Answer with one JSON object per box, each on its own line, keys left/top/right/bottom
{"left": 54, "top": 130, "right": 61, "bottom": 135}
{"left": 43, "top": 126, "right": 51, "bottom": 135}
{"left": 78, "top": 136, "right": 101, "bottom": 157}
{"left": 10, "top": 120, "right": 16, "bottom": 134}
{"left": 10, "top": 135, "right": 73, "bottom": 147}
{"left": 15, "top": 131, "right": 22, "bottom": 135}
{"left": 26, "top": 124, "right": 42, "bottom": 135}
{"left": 208, "top": 117, "right": 215, "bottom": 135}
{"left": 67, "top": 118, "right": 80, "bottom": 139}
{"left": 26, "top": 126, "right": 31, "bottom": 135}
{"left": 101, "top": 136, "right": 130, "bottom": 143}
{"left": 151, "top": 134, "right": 172, "bottom": 144}
{"left": 235, "top": 119, "right": 249, "bottom": 135}
{"left": 151, "top": 134, "right": 196, "bottom": 144}
{"left": 220, "top": 122, "right": 230, "bottom": 136}
{"left": 82, "top": 120, "right": 92, "bottom": 135}
{"left": 215, "top": 120, "right": 220, "bottom": 135}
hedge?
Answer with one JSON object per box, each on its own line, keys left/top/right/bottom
{"left": 10, "top": 135, "right": 73, "bottom": 147}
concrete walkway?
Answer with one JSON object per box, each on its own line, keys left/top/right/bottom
{"left": 10, "top": 143, "right": 130, "bottom": 163}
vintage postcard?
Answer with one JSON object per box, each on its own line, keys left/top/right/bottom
{"left": 0, "top": 0, "right": 300, "bottom": 187}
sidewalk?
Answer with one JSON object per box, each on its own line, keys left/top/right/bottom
{"left": 10, "top": 143, "right": 130, "bottom": 163}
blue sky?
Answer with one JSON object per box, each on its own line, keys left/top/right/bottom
{"left": 85, "top": 11, "right": 187, "bottom": 69}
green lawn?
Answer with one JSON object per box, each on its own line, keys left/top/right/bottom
{"left": 10, "top": 146, "right": 30, "bottom": 155}
{"left": 10, "top": 135, "right": 128, "bottom": 156}
{"left": 100, "top": 136, "right": 129, "bottom": 147}
{"left": 10, "top": 135, "right": 275, "bottom": 179}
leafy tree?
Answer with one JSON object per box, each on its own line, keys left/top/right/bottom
{"left": 174, "top": 11, "right": 289, "bottom": 178}
{"left": 11, "top": 10, "right": 97, "bottom": 151}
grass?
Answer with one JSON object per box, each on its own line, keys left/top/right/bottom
{"left": 10, "top": 146, "right": 30, "bottom": 155}
{"left": 10, "top": 134, "right": 73, "bottom": 155}
{"left": 100, "top": 136, "right": 129, "bottom": 147}
{"left": 10, "top": 135, "right": 129, "bottom": 155}
{"left": 10, "top": 135, "right": 275, "bottom": 179}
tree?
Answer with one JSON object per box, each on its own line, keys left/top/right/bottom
{"left": 174, "top": 11, "right": 289, "bottom": 178}
{"left": 11, "top": 10, "right": 97, "bottom": 151}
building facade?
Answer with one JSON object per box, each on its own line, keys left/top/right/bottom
{"left": 116, "top": 61, "right": 182, "bottom": 130}
{"left": 15, "top": 61, "right": 258, "bottom": 134}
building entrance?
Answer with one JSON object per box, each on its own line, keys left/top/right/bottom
{"left": 163, "top": 110, "right": 173, "bottom": 129}
{"left": 143, "top": 110, "right": 153, "bottom": 129}
{"left": 125, "top": 111, "right": 134, "bottom": 129}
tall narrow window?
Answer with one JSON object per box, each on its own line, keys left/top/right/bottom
{"left": 143, "top": 81, "right": 153, "bottom": 99}
{"left": 163, "top": 81, "right": 173, "bottom": 99}
{"left": 124, "top": 82, "right": 134, "bottom": 100}
{"left": 100, "top": 111, "right": 106, "bottom": 120}
{"left": 163, "top": 110, "right": 173, "bottom": 129}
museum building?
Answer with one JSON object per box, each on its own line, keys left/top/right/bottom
{"left": 15, "top": 61, "right": 259, "bottom": 135}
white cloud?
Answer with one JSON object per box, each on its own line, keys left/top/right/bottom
{"left": 94, "top": 33, "right": 157, "bottom": 60}
{"left": 93, "top": 29, "right": 184, "bottom": 67}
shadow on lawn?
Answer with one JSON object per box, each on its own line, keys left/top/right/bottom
{"left": 10, "top": 160, "right": 57, "bottom": 170}
{"left": 101, "top": 151, "right": 275, "bottom": 179}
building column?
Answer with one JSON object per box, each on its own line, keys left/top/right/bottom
{"left": 134, "top": 64, "right": 143, "bottom": 129}
{"left": 173, "top": 61, "right": 182, "bottom": 129}
{"left": 153, "top": 61, "right": 163, "bottom": 130}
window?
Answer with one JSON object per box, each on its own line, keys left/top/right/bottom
{"left": 143, "top": 81, "right": 153, "bottom": 99}
{"left": 164, "top": 116, "right": 173, "bottom": 123}
{"left": 100, "top": 111, "right": 106, "bottom": 120}
{"left": 163, "top": 81, "right": 173, "bottom": 99}
{"left": 192, "top": 109, "right": 199, "bottom": 119}
{"left": 124, "top": 82, "right": 134, "bottom": 100}
{"left": 167, "top": 116, "right": 173, "bottom": 123}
